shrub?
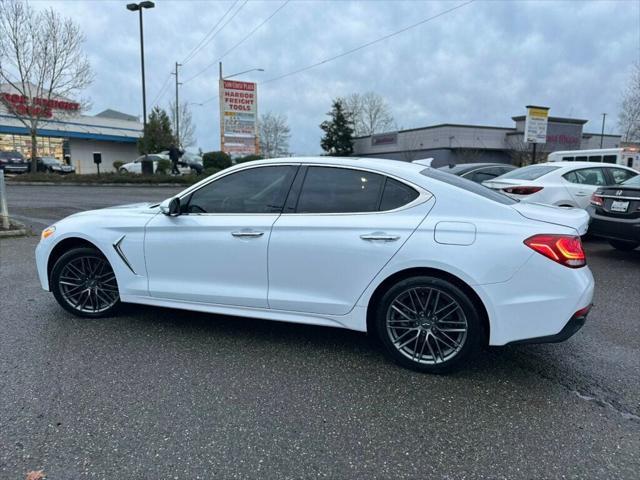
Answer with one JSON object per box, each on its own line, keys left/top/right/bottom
{"left": 235, "top": 154, "right": 263, "bottom": 164}
{"left": 202, "top": 151, "right": 231, "bottom": 170}
{"left": 113, "top": 160, "right": 124, "bottom": 171}
{"left": 156, "top": 158, "right": 171, "bottom": 174}
{"left": 203, "top": 167, "right": 221, "bottom": 177}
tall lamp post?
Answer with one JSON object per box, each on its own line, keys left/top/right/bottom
{"left": 127, "top": 1, "right": 155, "bottom": 174}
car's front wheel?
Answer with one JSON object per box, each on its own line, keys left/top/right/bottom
{"left": 609, "top": 239, "right": 639, "bottom": 251}
{"left": 51, "top": 247, "right": 120, "bottom": 318}
{"left": 375, "top": 276, "right": 484, "bottom": 374}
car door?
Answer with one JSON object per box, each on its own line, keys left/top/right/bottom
{"left": 562, "top": 167, "right": 608, "bottom": 208}
{"left": 268, "top": 166, "right": 433, "bottom": 316}
{"left": 144, "top": 164, "right": 298, "bottom": 307}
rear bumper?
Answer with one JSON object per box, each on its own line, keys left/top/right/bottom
{"left": 505, "top": 304, "right": 590, "bottom": 345}
{"left": 587, "top": 207, "right": 640, "bottom": 242}
{"left": 478, "top": 252, "right": 594, "bottom": 346}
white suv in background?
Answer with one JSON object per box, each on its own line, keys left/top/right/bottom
{"left": 482, "top": 161, "right": 639, "bottom": 209}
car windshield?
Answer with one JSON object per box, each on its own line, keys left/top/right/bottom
{"left": 497, "top": 164, "right": 559, "bottom": 180}
{"left": 421, "top": 168, "right": 517, "bottom": 205}
{"left": 622, "top": 175, "right": 640, "bottom": 186}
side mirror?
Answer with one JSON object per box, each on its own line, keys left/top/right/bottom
{"left": 159, "top": 197, "right": 181, "bottom": 216}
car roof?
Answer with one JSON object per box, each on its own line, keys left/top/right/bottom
{"left": 247, "top": 156, "right": 426, "bottom": 177}
{"left": 543, "top": 161, "right": 629, "bottom": 168}
{"left": 442, "top": 162, "right": 512, "bottom": 168}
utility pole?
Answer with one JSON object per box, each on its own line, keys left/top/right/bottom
{"left": 600, "top": 113, "right": 607, "bottom": 148}
{"left": 172, "top": 61, "right": 182, "bottom": 147}
{"left": 219, "top": 62, "right": 224, "bottom": 154}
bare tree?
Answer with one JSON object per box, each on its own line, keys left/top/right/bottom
{"left": 0, "top": 0, "right": 92, "bottom": 171}
{"left": 169, "top": 101, "right": 196, "bottom": 148}
{"left": 345, "top": 92, "right": 395, "bottom": 137}
{"left": 619, "top": 64, "right": 640, "bottom": 142}
{"left": 259, "top": 112, "right": 290, "bottom": 158}
{"left": 506, "top": 135, "right": 546, "bottom": 166}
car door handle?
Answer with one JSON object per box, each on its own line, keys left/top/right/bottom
{"left": 360, "top": 234, "right": 400, "bottom": 242}
{"left": 231, "top": 231, "right": 264, "bottom": 238}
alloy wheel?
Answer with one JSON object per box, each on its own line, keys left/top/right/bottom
{"left": 58, "top": 255, "right": 119, "bottom": 314}
{"left": 385, "top": 287, "right": 468, "bottom": 365}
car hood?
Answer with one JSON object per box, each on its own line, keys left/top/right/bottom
{"left": 511, "top": 202, "right": 589, "bottom": 235}
{"left": 68, "top": 202, "right": 160, "bottom": 219}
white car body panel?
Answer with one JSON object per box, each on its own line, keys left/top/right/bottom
{"left": 36, "top": 156, "right": 595, "bottom": 346}
{"left": 483, "top": 161, "right": 639, "bottom": 209}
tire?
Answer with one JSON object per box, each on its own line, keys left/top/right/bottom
{"left": 374, "top": 276, "right": 484, "bottom": 374}
{"left": 50, "top": 247, "right": 121, "bottom": 318}
{"left": 119, "top": 168, "right": 128, "bottom": 174}
{"left": 609, "top": 239, "right": 640, "bottom": 251}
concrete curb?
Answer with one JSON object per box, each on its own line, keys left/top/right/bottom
{"left": 6, "top": 181, "right": 187, "bottom": 187}
{"left": 0, "top": 219, "right": 29, "bottom": 238}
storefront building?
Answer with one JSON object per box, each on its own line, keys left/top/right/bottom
{"left": 0, "top": 86, "right": 142, "bottom": 174}
{"left": 353, "top": 113, "right": 622, "bottom": 167}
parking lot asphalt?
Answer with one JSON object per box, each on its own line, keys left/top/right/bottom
{"left": 1, "top": 184, "right": 639, "bottom": 479}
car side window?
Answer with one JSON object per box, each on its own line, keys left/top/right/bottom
{"left": 296, "top": 167, "right": 385, "bottom": 213}
{"left": 186, "top": 165, "right": 297, "bottom": 214}
{"left": 563, "top": 168, "right": 607, "bottom": 186}
{"left": 609, "top": 168, "right": 637, "bottom": 184}
{"left": 379, "top": 178, "right": 419, "bottom": 211}
{"left": 467, "top": 167, "right": 504, "bottom": 183}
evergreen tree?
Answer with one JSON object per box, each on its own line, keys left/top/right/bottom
{"left": 138, "top": 107, "right": 175, "bottom": 154}
{"left": 320, "top": 99, "right": 354, "bottom": 156}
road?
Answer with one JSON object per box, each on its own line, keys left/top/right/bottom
{"left": 1, "top": 184, "right": 639, "bottom": 479}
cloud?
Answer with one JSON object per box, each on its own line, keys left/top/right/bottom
{"left": 37, "top": 0, "right": 640, "bottom": 153}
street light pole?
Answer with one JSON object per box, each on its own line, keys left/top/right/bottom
{"left": 600, "top": 113, "right": 607, "bottom": 149}
{"left": 127, "top": 1, "right": 155, "bottom": 173}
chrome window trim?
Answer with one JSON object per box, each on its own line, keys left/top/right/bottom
{"left": 178, "top": 162, "right": 433, "bottom": 216}
{"left": 598, "top": 194, "right": 640, "bottom": 201}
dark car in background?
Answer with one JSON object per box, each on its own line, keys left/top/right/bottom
{"left": 588, "top": 175, "right": 640, "bottom": 251}
{"left": 438, "top": 162, "right": 517, "bottom": 183}
{"left": 0, "top": 150, "right": 29, "bottom": 174}
{"left": 28, "top": 156, "right": 76, "bottom": 174}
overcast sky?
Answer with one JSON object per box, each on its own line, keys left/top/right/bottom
{"left": 36, "top": 0, "right": 640, "bottom": 154}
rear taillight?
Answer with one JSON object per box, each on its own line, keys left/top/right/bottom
{"left": 524, "top": 234, "right": 586, "bottom": 268}
{"left": 502, "top": 186, "right": 543, "bottom": 195}
{"left": 590, "top": 193, "right": 603, "bottom": 207}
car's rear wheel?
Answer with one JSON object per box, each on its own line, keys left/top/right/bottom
{"left": 119, "top": 167, "right": 128, "bottom": 174}
{"left": 375, "top": 276, "right": 484, "bottom": 374}
{"left": 51, "top": 247, "right": 120, "bottom": 318}
{"left": 609, "top": 239, "right": 640, "bottom": 251}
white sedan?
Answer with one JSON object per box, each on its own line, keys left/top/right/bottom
{"left": 35, "top": 157, "right": 594, "bottom": 373}
{"left": 119, "top": 154, "right": 192, "bottom": 175}
{"left": 482, "top": 161, "right": 638, "bottom": 209}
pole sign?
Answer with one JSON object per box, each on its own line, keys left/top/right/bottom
{"left": 524, "top": 105, "right": 550, "bottom": 144}
{"left": 219, "top": 80, "right": 258, "bottom": 156}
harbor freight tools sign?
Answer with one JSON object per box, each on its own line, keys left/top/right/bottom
{"left": 524, "top": 105, "right": 550, "bottom": 144}
{"left": 219, "top": 80, "right": 258, "bottom": 156}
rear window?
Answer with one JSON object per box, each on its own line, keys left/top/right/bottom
{"left": 498, "top": 165, "right": 560, "bottom": 181}
{"left": 420, "top": 168, "right": 516, "bottom": 205}
{"left": 623, "top": 175, "right": 640, "bottom": 186}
